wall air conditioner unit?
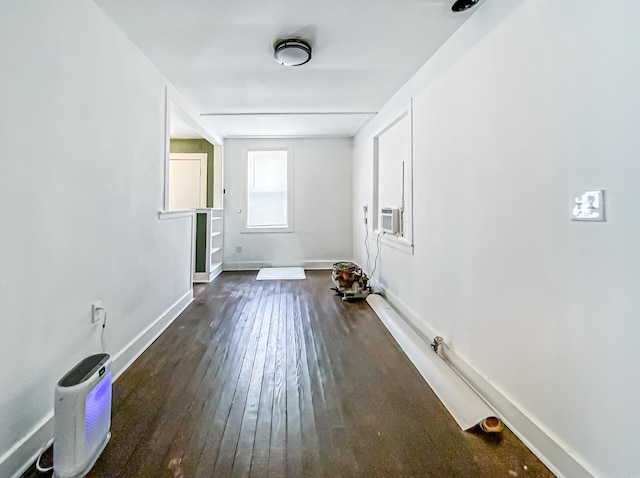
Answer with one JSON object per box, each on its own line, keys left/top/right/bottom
{"left": 54, "top": 353, "right": 112, "bottom": 478}
{"left": 380, "top": 207, "right": 400, "bottom": 234}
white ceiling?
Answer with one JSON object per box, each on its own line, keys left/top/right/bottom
{"left": 95, "top": 0, "right": 478, "bottom": 137}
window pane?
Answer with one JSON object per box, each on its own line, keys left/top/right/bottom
{"left": 247, "top": 151, "right": 288, "bottom": 227}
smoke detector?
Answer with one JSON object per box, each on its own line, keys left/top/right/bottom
{"left": 274, "top": 39, "right": 312, "bottom": 67}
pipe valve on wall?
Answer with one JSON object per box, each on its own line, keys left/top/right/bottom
{"left": 431, "top": 336, "right": 444, "bottom": 353}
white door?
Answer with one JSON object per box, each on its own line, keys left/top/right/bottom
{"left": 169, "top": 153, "right": 207, "bottom": 210}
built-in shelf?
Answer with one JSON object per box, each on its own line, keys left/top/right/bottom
{"left": 194, "top": 208, "right": 224, "bottom": 283}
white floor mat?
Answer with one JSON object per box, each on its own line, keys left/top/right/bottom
{"left": 256, "top": 267, "right": 306, "bottom": 280}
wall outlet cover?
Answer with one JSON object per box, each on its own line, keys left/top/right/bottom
{"left": 91, "top": 300, "right": 104, "bottom": 324}
{"left": 571, "top": 190, "right": 605, "bottom": 222}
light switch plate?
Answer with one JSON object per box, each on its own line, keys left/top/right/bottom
{"left": 571, "top": 190, "right": 605, "bottom": 222}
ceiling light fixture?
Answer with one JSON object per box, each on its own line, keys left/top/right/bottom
{"left": 273, "top": 39, "right": 312, "bottom": 67}
{"left": 451, "top": 0, "right": 479, "bottom": 12}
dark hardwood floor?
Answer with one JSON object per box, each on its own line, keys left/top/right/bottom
{"left": 24, "top": 271, "right": 553, "bottom": 477}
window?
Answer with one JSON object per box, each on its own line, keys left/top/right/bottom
{"left": 372, "top": 108, "right": 414, "bottom": 253}
{"left": 244, "top": 150, "right": 292, "bottom": 232}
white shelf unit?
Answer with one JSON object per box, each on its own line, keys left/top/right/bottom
{"left": 194, "top": 208, "right": 223, "bottom": 283}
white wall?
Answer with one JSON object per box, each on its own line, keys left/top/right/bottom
{"left": 0, "top": 2, "right": 196, "bottom": 476}
{"left": 224, "top": 138, "right": 353, "bottom": 269}
{"left": 353, "top": 0, "right": 640, "bottom": 477}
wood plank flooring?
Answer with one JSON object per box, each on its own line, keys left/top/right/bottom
{"left": 24, "top": 271, "right": 553, "bottom": 477}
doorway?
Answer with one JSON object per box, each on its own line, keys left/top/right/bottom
{"left": 169, "top": 153, "right": 207, "bottom": 210}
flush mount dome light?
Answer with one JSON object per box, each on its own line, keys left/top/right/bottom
{"left": 452, "top": 0, "right": 479, "bottom": 12}
{"left": 274, "top": 39, "right": 312, "bottom": 66}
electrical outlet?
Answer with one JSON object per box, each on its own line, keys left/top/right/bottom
{"left": 571, "top": 190, "right": 605, "bottom": 222}
{"left": 236, "top": 245, "right": 242, "bottom": 253}
{"left": 91, "top": 300, "right": 105, "bottom": 324}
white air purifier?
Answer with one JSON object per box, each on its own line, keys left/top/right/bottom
{"left": 54, "top": 353, "right": 112, "bottom": 478}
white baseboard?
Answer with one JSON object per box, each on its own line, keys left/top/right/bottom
{"left": 112, "top": 289, "right": 193, "bottom": 380}
{"left": 370, "top": 280, "right": 594, "bottom": 478}
{"left": 3, "top": 289, "right": 194, "bottom": 478}
{"left": 193, "top": 272, "right": 210, "bottom": 283}
{"left": 301, "top": 260, "right": 336, "bottom": 270}
{"left": 224, "top": 260, "right": 337, "bottom": 271}
{"left": 223, "top": 261, "right": 268, "bottom": 271}
{"left": 210, "top": 262, "right": 223, "bottom": 280}
{"left": 193, "top": 262, "right": 222, "bottom": 283}
{"left": 2, "top": 414, "right": 54, "bottom": 478}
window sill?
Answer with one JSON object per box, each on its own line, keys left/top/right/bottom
{"left": 372, "top": 230, "right": 414, "bottom": 254}
{"left": 158, "top": 210, "right": 195, "bottom": 220}
{"left": 241, "top": 226, "right": 293, "bottom": 234}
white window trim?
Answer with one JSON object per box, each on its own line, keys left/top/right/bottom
{"left": 240, "top": 147, "right": 294, "bottom": 234}
{"left": 376, "top": 232, "right": 414, "bottom": 253}
{"left": 372, "top": 102, "right": 414, "bottom": 254}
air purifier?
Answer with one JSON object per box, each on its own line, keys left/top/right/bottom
{"left": 54, "top": 353, "right": 112, "bottom": 478}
